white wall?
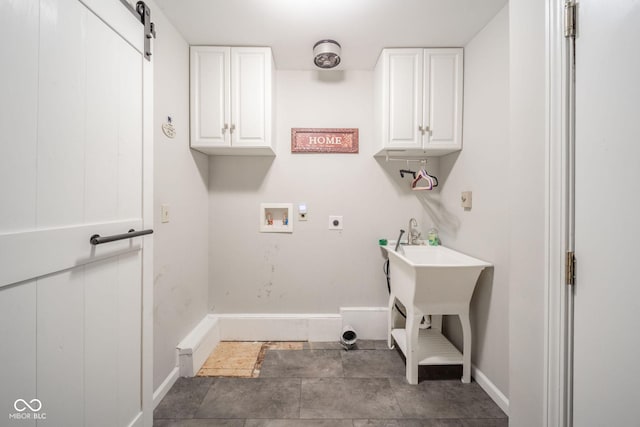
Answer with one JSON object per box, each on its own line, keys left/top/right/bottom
{"left": 152, "top": 3, "right": 210, "bottom": 390}
{"left": 206, "top": 20, "right": 512, "bottom": 404}
{"left": 436, "top": 5, "right": 510, "bottom": 398}
{"left": 508, "top": 0, "right": 547, "bottom": 425}
{"left": 208, "top": 70, "right": 427, "bottom": 314}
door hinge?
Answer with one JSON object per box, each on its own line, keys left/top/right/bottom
{"left": 566, "top": 251, "right": 576, "bottom": 285}
{"left": 564, "top": 2, "right": 577, "bottom": 38}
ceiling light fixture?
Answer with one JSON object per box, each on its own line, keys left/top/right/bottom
{"left": 313, "top": 39, "right": 341, "bottom": 69}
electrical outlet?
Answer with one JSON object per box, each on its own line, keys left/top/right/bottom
{"left": 298, "top": 203, "right": 308, "bottom": 221}
{"left": 328, "top": 215, "right": 343, "bottom": 230}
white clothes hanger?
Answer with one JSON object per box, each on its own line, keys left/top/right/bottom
{"left": 411, "top": 169, "right": 434, "bottom": 190}
{"left": 411, "top": 160, "right": 438, "bottom": 191}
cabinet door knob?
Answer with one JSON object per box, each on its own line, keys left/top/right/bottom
{"left": 222, "top": 123, "right": 229, "bottom": 134}
{"left": 418, "top": 125, "right": 424, "bottom": 133}
{"left": 230, "top": 124, "right": 236, "bottom": 133}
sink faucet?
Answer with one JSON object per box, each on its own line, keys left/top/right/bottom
{"left": 408, "top": 218, "right": 420, "bottom": 245}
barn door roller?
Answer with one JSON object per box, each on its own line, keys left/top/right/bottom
{"left": 120, "top": 0, "right": 156, "bottom": 61}
{"left": 136, "top": 1, "right": 156, "bottom": 61}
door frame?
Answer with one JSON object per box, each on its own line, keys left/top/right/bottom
{"left": 141, "top": 35, "right": 154, "bottom": 427}
{"left": 545, "top": 0, "right": 573, "bottom": 426}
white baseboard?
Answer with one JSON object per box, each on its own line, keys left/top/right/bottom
{"left": 152, "top": 366, "right": 179, "bottom": 409}
{"left": 127, "top": 411, "right": 143, "bottom": 427}
{"left": 340, "top": 307, "right": 388, "bottom": 339}
{"left": 472, "top": 364, "right": 509, "bottom": 415}
{"left": 214, "top": 313, "right": 342, "bottom": 341}
{"left": 176, "top": 316, "right": 221, "bottom": 377}
{"left": 213, "top": 307, "right": 389, "bottom": 342}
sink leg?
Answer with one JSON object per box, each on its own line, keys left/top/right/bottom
{"left": 460, "top": 312, "right": 472, "bottom": 383}
{"left": 406, "top": 313, "right": 421, "bottom": 385}
{"left": 387, "top": 293, "right": 396, "bottom": 349}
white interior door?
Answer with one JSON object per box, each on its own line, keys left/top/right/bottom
{"left": 573, "top": 1, "right": 640, "bottom": 425}
{"left": 0, "top": 1, "right": 152, "bottom": 426}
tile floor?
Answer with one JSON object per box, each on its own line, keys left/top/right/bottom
{"left": 154, "top": 341, "right": 508, "bottom": 427}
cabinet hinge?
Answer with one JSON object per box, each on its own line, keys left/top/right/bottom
{"left": 566, "top": 251, "right": 576, "bottom": 285}
{"left": 564, "top": 2, "right": 577, "bottom": 38}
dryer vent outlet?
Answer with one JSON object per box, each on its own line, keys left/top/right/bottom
{"left": 340, "top": 326, "right": 357, "bottom": 350}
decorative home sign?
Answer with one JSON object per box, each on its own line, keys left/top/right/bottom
{"left": 291, "top": 128, "right": 359, "bottom": 153}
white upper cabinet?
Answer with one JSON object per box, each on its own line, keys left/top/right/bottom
{"left": 190, "top": 46, "right": 275, "bottom": 155}
{"left": 191, "top": 46, "right": 229, "bottom": 149}
{"left": 374, "top": 48, "right": 463, "bottom": 157}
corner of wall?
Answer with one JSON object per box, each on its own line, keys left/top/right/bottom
{"left": 151, "top": 3, "right": 211, "bottom": 392}
{"left": 436, "top": 2, "right": 510, "bottom": 400}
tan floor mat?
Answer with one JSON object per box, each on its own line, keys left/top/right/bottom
{"left": 197, "top": 341, "right": 304, "bottom": 377}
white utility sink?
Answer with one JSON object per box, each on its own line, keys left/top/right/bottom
{"left": 381, "top": 244, "right": 491, "bottom": 384}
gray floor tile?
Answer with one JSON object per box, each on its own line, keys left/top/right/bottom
{"left": 442, "top": 383, "right": 507, "bottom": 419}
{"left": 377, "top": 340, "right": 395, "bottom": 350}
{"left": 154, "top": 377, "right": 214, "bottom": 419}
{"left": 392, "top": 354, "right": 465, "bottom": 382}
{"left": 389, "top": 377, "right": 506, "bottom": 419}
{"left": 353, "top": 420, "right": 423, "bottom": 427}
{"left": 351, "top": 340, "right": 376, "bottom": 350}
{"left": 301, "top": 377, "right": 403, "bottom": 419}
{"left": 195, "top": 378, "right": 301, "bottom": 419}
{"left": 306, "top": 341, "right": 391, "bottom": 351}
{"left": 245, "top": 420, "right": 353, "bottom": 427}
{"left": 153, "top": 420, "right": 245, "bottom": 427}
{"left": 306, "top": 341, "right": 345, "bottom": 350}
{"left": 342, "top": 349, "right": 406, "bottom": 378}
{"left": 355, "top": 340, "right": 393, "bottom": 350}
{"left": 461, "top": 419, "right": 509, "bottom": 427}
{"left": 354, "top": 420, "right": 464, "bottom": 427}
{"left": 260, "top": 350, "right": 343, "bottom": 378}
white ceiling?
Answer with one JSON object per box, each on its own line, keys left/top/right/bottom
{"left": 154, "top": 0, "right": 508, "bottom": 70}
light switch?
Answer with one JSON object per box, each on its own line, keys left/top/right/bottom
{"left": 161, "top": 204, "right": 170, "bottom": 223}
{"left": 461, "top": 191, "right": 472, "bottom": 209}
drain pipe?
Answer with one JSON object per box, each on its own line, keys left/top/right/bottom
{"left": 340, "top": 325, "right": 357, "bottom": 350}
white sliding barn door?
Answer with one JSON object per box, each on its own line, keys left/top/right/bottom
{"left": 0, "top": 1, "right": 152, "bottom": 426}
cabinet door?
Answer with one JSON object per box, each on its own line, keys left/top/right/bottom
{"left": 190, "top": 46, "right": 231, "bottom": 147}
{"left": 231, "top": 47, "right": 272, "bottom": 148}
{"left": 423, "top": 49, "right": 463, "bottom": 150}
{"left": 381, "top": 49, "right": 424, "bottom": 149}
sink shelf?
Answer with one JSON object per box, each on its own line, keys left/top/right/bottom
{"left": 391, "top": 328, "right": 462, "bottom": 365}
